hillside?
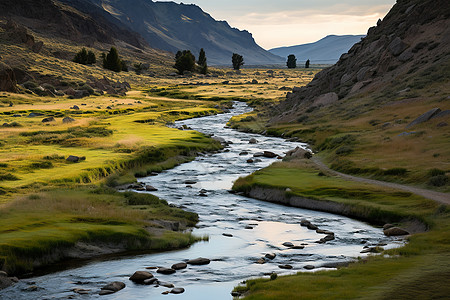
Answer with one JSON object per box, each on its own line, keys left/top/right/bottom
{"left": 230, "top": 0, "right": 450, "bottom": 189}
{"left": 269, "top": 35, "right": 365, "bottom": 64}
{"left": 65, "top": 0, "right": 283, "bottom": 65}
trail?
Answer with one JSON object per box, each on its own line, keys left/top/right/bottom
{"left": 312, "top": 157, "right": 450, "bottom": 205}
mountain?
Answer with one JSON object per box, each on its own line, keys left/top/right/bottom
{"left": 269, "top": 35, "right": 365, "bottom": 64}
{"left": 270, "top": 0, "right": 450, "bottom": 124}
{"left": 0, "top": 0, "right": 147, "bottom": 49}
{"left": 64, "top": 0, "right": 284, "bottom": 65}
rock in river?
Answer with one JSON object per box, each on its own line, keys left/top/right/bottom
{"left": 171, "top": 262, "right": 187, "bottom": 270}
{"left": 265, "top": 253, "right": 276, "bottom": 260}
{"left": 157, "top": 267, "right": 176, "bottom": 275}
{"left": 278, "top": 264, "right": 293, "bottom": 270}
{"left": 129, "top": 271, "right": 153, "bottom": 283}
{"left": 282, "top": 242, "right": 294, "bottom": 248}
{"left": 187, "top": 258, "right": 210, "bottom": 265}
{"left": 171, "top": 287, "right": 185, "bottom": 294}
{"left": 101, "top": 281, "right": 125, "bottom": 294}
{"left": 304, "top": 265, "right": 315, "bottom": 270}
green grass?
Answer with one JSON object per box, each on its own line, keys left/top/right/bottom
{"left": 0, "top": 188, "right": 200, "bottom": 275}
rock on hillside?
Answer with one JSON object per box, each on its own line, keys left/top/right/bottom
{"left": 270, "top": 0, "right": 450, "bottom": 124}
{"left": 66, "top": 0, "right": 284, "bottom": 65}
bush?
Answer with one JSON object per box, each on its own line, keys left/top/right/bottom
{"left": 30, "top": 161, "right": 53, "bottom": 169}
{"left": 23, "top": 81, "right": 38, "bottom": 90}
{"left": 124, "top": 192, "right": 162, "bottom": 206}
{"left": 270, "top": 273, "right": 278, "bottom": 280}
{"left": 429, "top": 175, "right": 449, "bottom": 187}
{"left": 105, "top": 174, "right": 120, "bottom": 187}
{"left": 0, "top": 173, "right": 19, "bottom": 181}
{"left": 336, "top": 146, "right": 354, "bottom": 155}
{"left": 383, "top": 168, "right": 408, "bottom": 176}
{"left": 73, "top": 48, "right": 96, "bottom": 65}
{"left": 232, "top": 53, "right": 244, "bottom": 70}
{"left": 428, "top": 169, "right": 446, "bottom": 177}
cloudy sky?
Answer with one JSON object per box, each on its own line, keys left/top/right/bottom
{"left": 170, "top": 0, "right": 395, "bottom": 49}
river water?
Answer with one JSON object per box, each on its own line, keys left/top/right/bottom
{"left": 1, "top": 102, "right": 403, "bottom": 299}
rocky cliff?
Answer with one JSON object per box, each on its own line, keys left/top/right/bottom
{"left": 270, "top": 0, "right": 450, "bottom": 124}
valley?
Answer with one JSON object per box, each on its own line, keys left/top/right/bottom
{"left": 0, "top": 0, "right": 449, "bottom": 299}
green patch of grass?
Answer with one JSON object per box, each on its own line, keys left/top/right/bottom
{"left": 0, "top": 188, "right": 200, "bottom": 274}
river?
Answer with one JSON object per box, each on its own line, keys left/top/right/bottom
{"left": 1, "top": 102, "right": 404, "bottom": 299}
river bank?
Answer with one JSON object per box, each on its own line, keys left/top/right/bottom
{"left": 231, "top": 158, "right": 449, "bottom": 299}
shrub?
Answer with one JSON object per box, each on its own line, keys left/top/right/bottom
{"left": 336, "top": 146, "right": 354, "bottom": 155}
{"left": 73, "top": 48, "right": 96, "bottom": 65}
{"left": 30, "top": 161, "right": 53, "bottom": 169}
{"left": 429, "top": 175, "right": 449, "bottom": 187}
{"left": 105, "top": 174, "right": 120, "bottom": 187}
{"left": 383, "top": 168, "right": 408, "bottom": 176}
{"left": 124, "top": 192, "right": 162, "bottom": 206}
{"left": 270, "top": 273, "right": 278, "bottom": 280}
{"left": 0, "top": 173, "right": 19, "bottom": 181}
{"left": 428, "top": 169, "right": 446, "bottom": 177}
{"left": 23, "top": 81, "right": 38, "bottom": 90}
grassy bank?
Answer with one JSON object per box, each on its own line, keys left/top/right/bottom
{"left": 232, "top": 160, "right": 450, "bottom": 299}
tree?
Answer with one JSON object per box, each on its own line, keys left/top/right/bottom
{"left": 232, "top": 53, "right": 244, "bottom": 70}
{"left": 86, "top": 50, "right": 96, "bottom": 64}
{"left": 174, "top": 50, "right": 195, "bottom": 75}
{"left": 73, "top": 48, "right": 96, "bottom": 65}
{"left": 102, "top": 47, "right": 124, "bottom": 72}
{"left": 305, "top": 59, "right": 310, "bottom": 69}
{"left": 197, "top": 48, "right": 207, "bottom": 74}
{"left": 287, "top": 54, "right": 297, "bottom": 69}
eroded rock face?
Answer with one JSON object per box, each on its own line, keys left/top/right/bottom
{"left": 0, "top": 63, "right": 18, "bottom": 93}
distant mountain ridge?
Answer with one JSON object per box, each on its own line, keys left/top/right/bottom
{"left": 269, "top": 35, "right": 365, "bottom": 64}
{"left": 66, "top": 0, "right": 284, "bottom": 65}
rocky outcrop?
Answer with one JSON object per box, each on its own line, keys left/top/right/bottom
{"left": 269, "top": 0, "right": 450, "bottom": 124}
{"left": 2, "top": 20, "right": 44, "bottom": 53}
{"left": 0, "top": 62, "right": 17, "bottom": 92}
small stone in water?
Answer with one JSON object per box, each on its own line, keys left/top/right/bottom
{"left": 304, "top": 265, "right": 315, "bottom": 270}
{"left": 171, "top": 287, "right": 185, "bottom": 294}
{"left": 282, "top": 242, "right": 294, "bottom": 247}
{"left": 223, "top": 233, "right": 233, "bottom": 237}
{"left": 278, "top": 264, "right": 293, "bottom": 269}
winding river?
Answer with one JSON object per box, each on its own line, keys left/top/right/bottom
{"left": 1, "top": 102, "right": 404, "bottom": 299}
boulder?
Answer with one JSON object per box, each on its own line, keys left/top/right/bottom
{"left": 27, "top": 112, "right": 44, "bottom": 118}
{"left": 145, "top": 185, "right": 158, "bottom": 192}
{"left": 0, "top": 275, "right": 14, "bottom": 290}
{"left": 247, "top": 159, "right": 254, "bottom": 163}
{"left": 389, "top": 37, "right": 408, "bottom": 56}
{"left": 284, "top": 147, "right": 312, "bottom": 159}
{"left": 171, "top": 288, "right": 185, "bottom": 294}
{"left": 187, "top": 258, "right": 210, "bottom": 265}
{"left": 265, "top": 253, "right": 276, "bottom": 260}
{"left": 171, "top": 262, "right": 187, "bottom": 270}
{"left": 278, "top": 264, "right": 293, "bottom": 270}
{"left": 256, "top": 258, "right": 266, "bottom": 264}
{"left": 324, "top": 235, "right": 335, "bottom": 241}
{"left": 383, "top": 224, "right": 395, "bottom": 230}
{"left": 159, "top": 282, "right": 174, "bottom": 288}
{"left": 101, "top": 281, "right": 125, "bottom": 293}
{"left": 406, "top": 108, "right": 441, "bottom": 128}
{"left": 304, "top": 265, "right": 315, "bottom": 270}
{"left": 61, "top": 117, "right": 75, "bottom": 124}
{"left": 0, "top": 62, "right": 18, "bottom": 92}
{"left": 66, "top": 155, "right": 81, "bottom": 163}
{"left": 313, "top": 92, "right": 338, "bottom": 107}
{"left": 71, "top": 105, "right": 80, "bottom": 110}
{"left": 129, "top": 271, "right": 153, "bottom": 283}
{"left": 42, "top": 117, "right": 55, "bottom": 123}
{"left": 263, "top": 151, "right": 277, "bottom": 158}
{"left": 384, "top": 227, "right": 410, "bottom": 236}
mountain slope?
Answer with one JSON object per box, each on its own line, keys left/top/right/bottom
{"left": 67, "top": 0, "right": 283, "bottom": 65}
{"left": 0, "top": 0, "right": 146, "bottom": 49}
{"left": 269, "top": 35, "right": 365, "bottom": 64}
{"left": 271, "top": 0, "right": 450, "bottom": 124}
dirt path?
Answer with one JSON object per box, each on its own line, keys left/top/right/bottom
{"left": 312, "top": 157, "right": 450, "bottom": 205}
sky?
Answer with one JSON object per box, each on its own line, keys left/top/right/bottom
{"left": 170, "top": 0, "right": 396, "bottom": 49}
